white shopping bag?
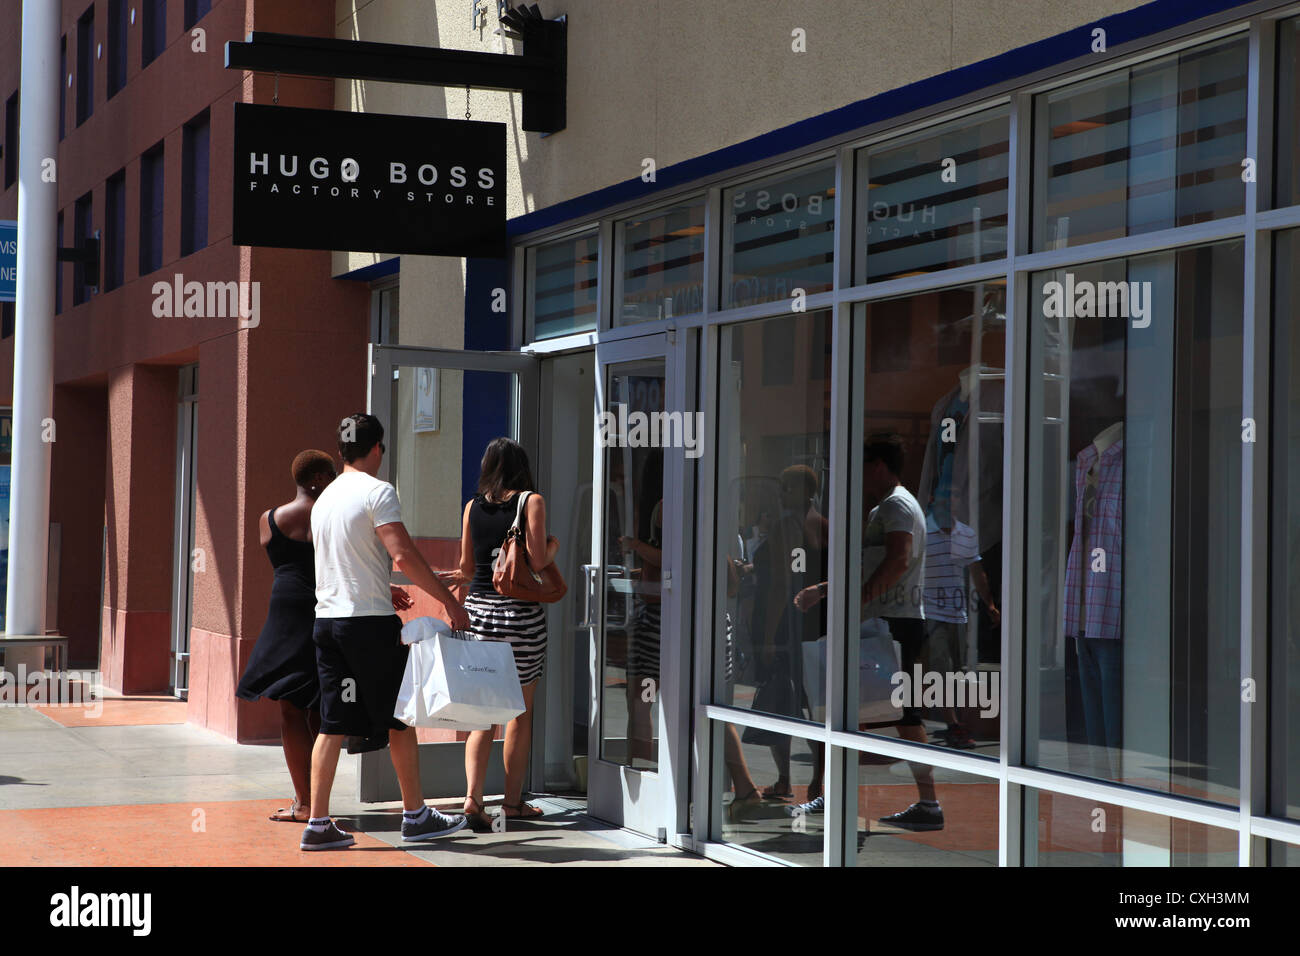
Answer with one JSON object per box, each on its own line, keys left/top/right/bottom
{"left": 802, "top": 618, "right": 903, "bottom": 725}
{"left": 394, "top": 631, "right": 525, "bottom": 732}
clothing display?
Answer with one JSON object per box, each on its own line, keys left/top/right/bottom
{"left": 1064, "top": 428, "right": 1124, "bottom": 640}
{"left": 1064, "top": 423, "right": 1125, "bottom": 756}
{"left": 917, "top": 371, "right": 1005, "bottom": 554}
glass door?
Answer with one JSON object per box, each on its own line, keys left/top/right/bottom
{"left": 588, "top": 333, "right": 689, "bottom": 838}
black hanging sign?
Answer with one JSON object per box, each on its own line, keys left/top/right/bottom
{"left": 232, "top": 103, "right": 506, "bottom": 257}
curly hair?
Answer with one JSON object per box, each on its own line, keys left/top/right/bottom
{"left": 291, "top": 449, "right": 336, "bottom": 488}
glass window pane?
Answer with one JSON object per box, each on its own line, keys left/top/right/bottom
{"left": 1030, "top": 790, "right": 1237, "bottom": 865}
{"left": 1274, "top": 228, "right": 1300, "bottom": 822}
{"left": 716, "top": 723, "right": 824, "bottom": 865}
{"left": 852, "top": 283, "right": 1006, "bottom": 756}
{"left": 616, "top": 201, "right": 705, "bottom": 324}
{"left": 856, "top": 110, "right": 1009, "bottom": 283}
{"left": 601, "top": 360, "right": 667, "bottom": 771}
{"left": 1270, "top": 840, "right": 1300, "bottom": 866}
{"left": 855, "top": 753, "right": 997, "bottom": 865}
{"left": 1033, "top": 37, "right": 1247, "bottom": 250}
{"left": 1027, "top": 240, "right": 1243, "bottom": 802}
{"left": 1276, "top": 18, "right": 1300, "bottom": 208}
{"left": 712, "top": 311, "right": 832, "bottom": 727}
{"left": 529, "top": 232, "right": 598, "bottom": 340}
{"left": 722, "top": 162, "right": 835, "bottom": 309}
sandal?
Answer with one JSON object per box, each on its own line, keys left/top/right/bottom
{"left": 727, "top": 787, "right": 764, "bottom": 823}
{"left": 269, "top": 798, "right": 309, "bottom": 823}
{"left": 760, "top": 780, "right": 793, "bottom": 801}
{"left": 463, "top": 796, "right": 494, "bottom": 832}
{"left": 502, "top": 800, "right": 544, "bottom": 819}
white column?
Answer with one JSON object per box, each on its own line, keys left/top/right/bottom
{"left": 4, "top": 0, "right": 60, "bottom": 647}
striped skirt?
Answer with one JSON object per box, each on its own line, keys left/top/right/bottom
{"left": 463, "top": 591, "right": 548, "bottom": 686}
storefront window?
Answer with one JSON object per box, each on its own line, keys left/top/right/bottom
{"left": 1273, "top": 229, "right": 1300, "bottom": 822}
{"left": 1030, "top": 790, "right": 1237, "bottom": 865}
{"left": 721, "top": 161, "right": 835, "bottom": 309}
{"left": 855, "top": 109, "right": 1009, "bottom": 283}
{"left": 1032, "top": 36, "right": 1247, "bottom": 251}
{"left": 716, "top": 724, "right": 824, "bottom": 865}
{"left": 855, "top": 756, "right": 997, "bottom": 864}
{"left": 615, "top": 201, "right": 705, "bottom": 324}
{"left": 1276, "top": 18, "right": 1300, "bottom": 209}
{"left": 527, "top": 232, "right": 599, "bottom": 340}
{"left": 851, "top": 283, "right": 1007, "bottom": 757}
{"left": 1026, "top": 240, "right": 1243, "bottom": 801}
{"left": 712, "top": 311, "right": 832, "bottom": 736}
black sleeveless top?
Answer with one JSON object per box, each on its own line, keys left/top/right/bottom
{"left": 266, "top": 507, "right": 315, "bottom": 594}
{"left": 468, "top": 493, "right": 524, "bottom": 594}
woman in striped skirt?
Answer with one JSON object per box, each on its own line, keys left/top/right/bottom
{"left": 438, "top": 437, "right": 557, "bottom": 831}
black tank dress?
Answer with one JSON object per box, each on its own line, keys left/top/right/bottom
{"left": 236, "top": 507, "right": 320, "bottom": 710}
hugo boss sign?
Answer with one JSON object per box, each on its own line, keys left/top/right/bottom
{"left": 232, "top": 103, "right": 506, "bottom": 257}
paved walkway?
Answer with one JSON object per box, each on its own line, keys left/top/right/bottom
{"left": 0, "top": 696, "right": 714, "bottom": 867}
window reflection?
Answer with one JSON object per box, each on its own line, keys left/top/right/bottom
{"left": 1031, "top": 790, "right": 1237, "bottom": 866}
{"left": 529, "top": 232, "right": 599, "bottom": 340}
{"left": 850, "top": 283, "right": 1007, "bottom": 770}
{"left": 722, "top": 162, "right": 835, "bottom": 309}
{"left": 617, "top": 202, "right": 705, "bottom": 324}
{"left": 713, "top": 311, "right": 831, "bottom": 800}
{"left": 856, "top": 109, "right": 1009, "bottom": 283}
{"left": 1028, "top": 241, "right": 1242, "bottom": 800}
{"left": 1033, "top": 37, "right": 1247, "bottom": 250}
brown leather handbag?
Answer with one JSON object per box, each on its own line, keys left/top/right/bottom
{"left": 492, "top": 492, "right": 567, "bottom": 603}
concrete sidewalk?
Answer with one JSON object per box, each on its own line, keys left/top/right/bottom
{"left": 0, "top": 697, "right": 714, "bottom": 867}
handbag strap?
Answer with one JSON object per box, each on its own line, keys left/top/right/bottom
{"left": 510, "top": 491, "right": 531, "bottom": 532}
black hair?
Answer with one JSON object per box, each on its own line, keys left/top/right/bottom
{"left": 292, "top": 449, "right": 336, "bottom": 487}
{"left": 863, "top": 432, "right": 905, "bottom": 477}
{"left": 477, "top": 437, "right": 535, "bottom": 502}
{"left": 338, "top": 413, "right": 384, "bottom": 464}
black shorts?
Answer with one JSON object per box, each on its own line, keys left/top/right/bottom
{"left": 313, "top": 615, "right": 410, "bottom": 739}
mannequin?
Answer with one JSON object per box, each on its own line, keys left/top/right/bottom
{"left": 1065, "top": 421, "right": 1125, "bottom": 775}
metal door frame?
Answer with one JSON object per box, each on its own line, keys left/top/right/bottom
{"left": 588, "top": 330, "right": 693, "bottom": 840}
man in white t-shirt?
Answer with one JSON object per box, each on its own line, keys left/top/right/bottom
{"left": 858, "top": 434, "right": 945, "bottom": 832}
{"left": 301, "top": 413, "right": 472, "bottom": 851}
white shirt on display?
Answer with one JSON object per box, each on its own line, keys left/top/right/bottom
{"left": 311, "top": 470, "right": 404, "bottom": 618}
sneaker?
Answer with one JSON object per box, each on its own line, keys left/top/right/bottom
{"left": 946, "top": 728, "right": 978, "bottom": 749}
{"left": 878, "top": 802, "right": 944, "bottom": 831}
{"left": 784, "top": 795, "right": 825, "bottom": 817}
{"left": 300, "top": 820, "right": 356, "bottom": 851}
{"left": 401, "top": 807, "right": 468, "bottom": 842}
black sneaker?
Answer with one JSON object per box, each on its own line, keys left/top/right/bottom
{"left": 878, "top": 802, "right": 944, "bottom": 831}
{"left": 401, "top": 808, "right": 468, "bottom": 842}
{"left": 300, "top": 820, "right": 356, "bottom": 851}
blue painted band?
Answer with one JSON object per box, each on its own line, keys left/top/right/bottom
{"left": 336, "top": 256, "right": 400, "bottom": 281}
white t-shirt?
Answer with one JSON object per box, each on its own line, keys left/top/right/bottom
{"left": 861, "top": 485, "right": 926, "bottom": 620}
{"left": 311, "top": 470, "right": 404, "bottom": 618}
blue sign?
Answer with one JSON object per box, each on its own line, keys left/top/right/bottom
{"left": 0, "top": 220, "right": 15, "bottom": 302}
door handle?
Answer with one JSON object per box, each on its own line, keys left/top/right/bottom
{"left": 578, "top": 564, "right": 600, "bottom": 629}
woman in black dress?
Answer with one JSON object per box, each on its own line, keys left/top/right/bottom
{"left": 237, "top": 450, "right": 341, "bottom": 823}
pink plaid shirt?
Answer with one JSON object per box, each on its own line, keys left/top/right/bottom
{"left": 1064, "top": 439, "right": 1123, "bottom": 640}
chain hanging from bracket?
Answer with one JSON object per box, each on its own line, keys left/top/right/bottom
{"left": 465, "top": 85, "right": 471, "bottom": 120}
